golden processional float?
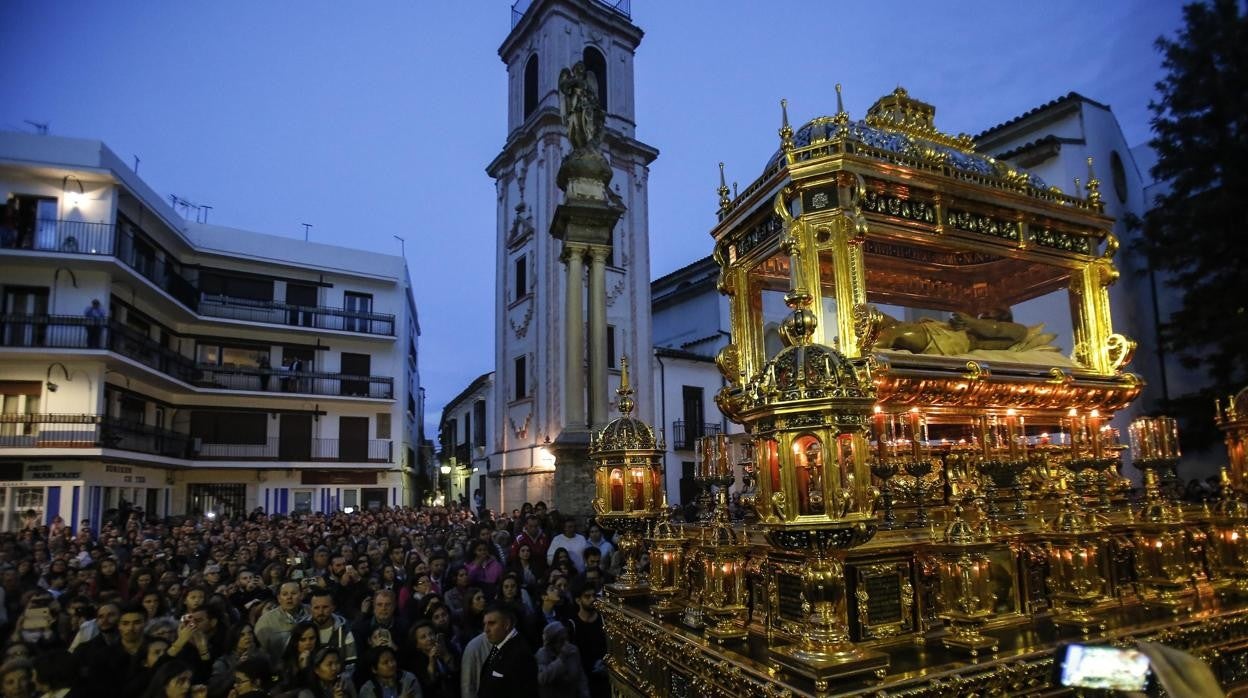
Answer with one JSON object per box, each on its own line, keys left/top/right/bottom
{"left": 593, "top": 86, "right": 1248, "bottom": 697}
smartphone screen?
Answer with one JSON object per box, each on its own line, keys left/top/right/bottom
{"left": 1059, "top": 644, "right": 1151, "bottom": 691}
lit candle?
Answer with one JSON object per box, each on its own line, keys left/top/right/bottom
{"left": 909, "top": 408, "right": 922, "bottom": 460}
{"left": 1089, "top": 409, "right": 1102, "bottom": 459}
{"left": 1005, "top": 409, "right": 1019, "bottom": 459}
{"left": 872, "top": 406, "right": 886, "bottom": 460}
{"left": 1068, "top": 408, "right": 1080, "bottom": 460}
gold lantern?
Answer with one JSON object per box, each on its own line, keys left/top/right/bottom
{"left": 1132, "top": 469, "right": 1195, "bottom": 611}
{"left": 646, "top": 517, "right": 686, "bottom": 618}
{"left": 696, "top": 517, "right": 749, "bottom": 642}
{"left": 1129, "top": 415, "right": 1182, "bottom": 487}
{"left": 1205, "top": 467, "right": 1248, "bottom": 594}
{"left": 591, "top": 356, "right": 666, "bottom": 597}
{"left": 927, "top": 506, "right": 1000, "bottom": 656}
{"left": 717, "top": 225, "right": 887, "bottom": 687}
{"left": 1217, "top": 387, "right": 1248, "bottom": 490}
{"left": 1040, "top": 494, "right": 1113, "bottom": 634}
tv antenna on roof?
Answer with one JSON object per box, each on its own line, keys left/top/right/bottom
{"left": 23, "top": 120, "right": 48, "bottom": 135}
{"left": 302, "top": 223, "right": 312, "bottom": 241}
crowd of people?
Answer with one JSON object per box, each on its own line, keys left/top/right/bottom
{"left": 0, "top": 500, "right": 631, "bottom": 698}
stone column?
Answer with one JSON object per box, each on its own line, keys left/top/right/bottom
{"left": 588, "top": 245, "right": 609, "bottom": 427}
{"left": 563, "top": 243, "right": 586, "bottom": 429}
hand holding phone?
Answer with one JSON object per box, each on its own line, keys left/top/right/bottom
{"left": 1057, "top": 643, "right": 1151, "bottom": 691}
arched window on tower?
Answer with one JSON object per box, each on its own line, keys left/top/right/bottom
{"left": 582, "top": 46, "right": 607, "bottom": 112}
{"left": 523, "top": 54, "right": 539, "bottom": 119}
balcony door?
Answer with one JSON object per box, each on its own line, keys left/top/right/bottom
{"left": 286, "top": 283, "right": 317, "bottom": 327}
{"left": 339, "top": 416, "right": 368, "bottom": 461}
{"left": 279, "top": 413, "right": 312, "bottom": 461}
{"left": 343, "top": 292, "right": 372, "bottom": 333}
{"left": 2, "top": 286, "right": 49, "bottom": 347}
{"left": 682, "top": 385, "right": 704, "bottom": 447}
{"left": 340, "top": 353, "right": 370, "bottom": 397}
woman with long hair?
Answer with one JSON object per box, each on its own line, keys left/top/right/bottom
{"left": 139, "top": 659, "right": 194, "bottom": 698}
{"left": 209, "top": 622, "right": 264, "bottom": 696}
{"left": 297, "top": 646, "right": 356, "bottom": 698}
{"left": 357, "top": 646, "right": 419, "bottom": 698}
{"left": 123, "top": 636, "right": 171, "bottom": 696}
{"left": 505, "top": 542, "right": 545, "bottom": 594}
{"left": 406, "top": 620, "right": 456, "bottom": 698}
{"left": 140, "top": 590, "right": 169, "bottom": 622}
{"left": 277, "top": 620, "right": 320, "bottom": 691}
{"left": 452, "top": 588, "right": 487, "bottom": 653}
{"left": 465, "top": 541, "right": 503, "bottom": 600}
{"left": 89, "top": 558, "right": 129, "bottom": 601}
{"left": 441, "top": 565, "right": 471, "bottom": 617}
{"left": 498, "top": 572, "right": 535, "bottom": 616}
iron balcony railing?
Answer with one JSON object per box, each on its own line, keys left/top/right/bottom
{"left": 197, "top": 295, "right": 396, "bottom": 336}
{"left": 0, "top": 218, "right": 116, "bottom": 255}
{"left": 0, "top": 414, "right": 392, "bottom": 463}
{"left": 0, "top": 315, "right": 394, "bottom": 398}
{"left": 671, "top": 420, "right": 723, "bottom": 451}
{"left": 3, "top": 219, "right": 392, "bottom": 336}
{"left": 194, "top": 438, "right": 393, "bottom": 462}
{"left": 0, "top": 414, "right": 190, "bottom": 458}
{"left": 195, "top": 366, "right": 394, "bottom": 399}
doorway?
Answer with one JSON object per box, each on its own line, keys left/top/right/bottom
{"left": 340, "top": 353, "right": 370, "bottom": 397}
{"left": 286, "top": 284, "right": 317, "bottom": 327}
{"left": 339, "top": 416, "right": 369, "bottom": 461}
{"left": 2, "top": 286, "right": 49, "bottom": 346}
{"left": 279, "top": 413, "right": 312, "bottom": 461}
{"left": 362, "top": 487, "right": 388, "bottom": 511}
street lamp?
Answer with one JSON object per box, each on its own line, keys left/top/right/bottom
{"left": 440, "top": 463, "right": 452, "bottom": 505}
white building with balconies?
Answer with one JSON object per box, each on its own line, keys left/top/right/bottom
{"left": 0, "top": 131, "right": 424, "bottom": 531}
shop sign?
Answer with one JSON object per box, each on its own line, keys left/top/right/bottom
{"left": 24, "top": 464, "right": 82, "bottom": 480}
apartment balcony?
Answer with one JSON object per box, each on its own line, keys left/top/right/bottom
{"left": 194, "top": 366, "right": 393, "bottom": 399}
{"left": 0, "top": 315, "right": 395, "bottom": 399}
{"left": 0, "top": 414, "right": 392, "bottom": 463}
{"left": 195, "top": 438, "right": 393, "bottom": 462}
{"left": 0, "top": 414, "right": 189, "bottom": 458}
{"left": 2, "top": 220, "right": 392, "bottom": 336}
{"left": 1, "top": 219, "right": 115, "bottom": 256}
{"left": 197, "top": 296, "right": 395, "bottom": 336}
{"left": 671, "top": 420, "right": 723, "bottom": 451}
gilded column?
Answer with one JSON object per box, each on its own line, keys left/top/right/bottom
{"left": 563, "top": 243, "right": 586, "bottom": 429}
{"left": 588, "top": 244, "right": 610, "bottom": 427}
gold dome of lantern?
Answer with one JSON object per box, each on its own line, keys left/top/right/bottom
{"left": 591, "top": 359, "right": 658, "bottom": 453}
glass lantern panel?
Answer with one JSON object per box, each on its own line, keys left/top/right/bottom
{"left": 629, "top": 468, "right": 646, "bottom": 510}
{"left": 835, "top": 432, "right": 856, "bottom": 486}
{"left": 609, "top": 468, "right": 624, "bottom": 511}
{"left": 861, "top": 240, "right": 1079, "bottom": 368}
{"left": 793, "top": 434, "right": 825, "bottom": 515}
{"left": 763, "top": 439, "right": 780, "bottom": 495}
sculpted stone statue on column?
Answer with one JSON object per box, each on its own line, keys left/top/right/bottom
{"left": 559, "top": 62, "right": 605, "bottom": 152}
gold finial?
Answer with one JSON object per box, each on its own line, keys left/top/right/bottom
{"left": 833, "top": 83, "right": 848, "bottom": 125}
{"left": 717, "top": 162, "right": 731, "bottom": 212}
{"left": 1085, "top": 156, "right": 1104, "bottom": 211}
{"left": 779, "top": 99, "right": 794, "bottom": 153}
{"left": 616, "top": 355, "right": 634, "bottom": 416}
{"left": 779, "top": 227, "right": 816, "bottom": 347}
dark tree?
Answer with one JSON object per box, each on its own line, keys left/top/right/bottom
{"left": 1136, "top": 0, "right": 1248, "bottom": 449}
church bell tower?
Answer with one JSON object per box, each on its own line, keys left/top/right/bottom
{"left": 486, "top": 0, "right": 659, "bottom": 514}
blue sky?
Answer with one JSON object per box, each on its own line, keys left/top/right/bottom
{"left": 1, "top": 0, "right": 1185, "bottom": 437}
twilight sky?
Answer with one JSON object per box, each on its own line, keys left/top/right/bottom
{"left": 1, "top": 0, "right": 1185, "bottom": 437}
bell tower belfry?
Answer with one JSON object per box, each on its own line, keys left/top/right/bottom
{"left": 486, "top": 0, "right": 659, "bottom": 514}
